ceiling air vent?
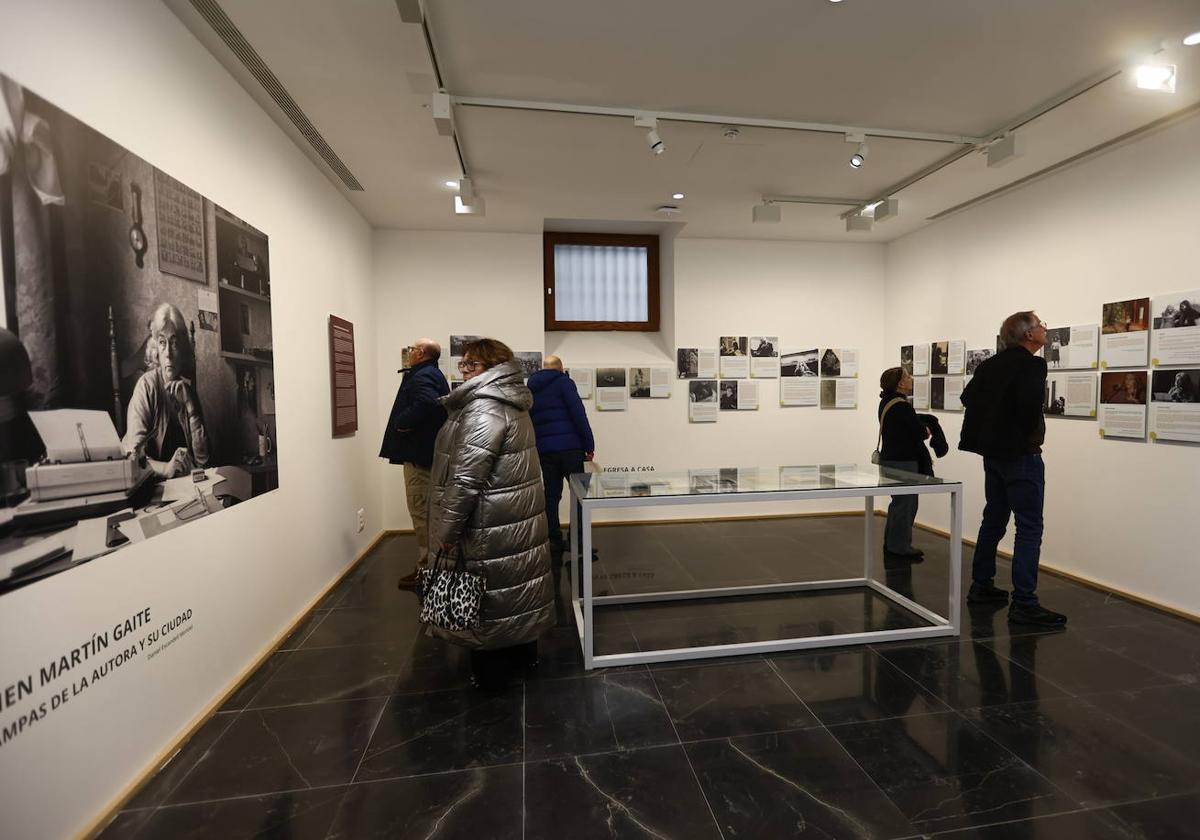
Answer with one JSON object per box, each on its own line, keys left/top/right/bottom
{"left": 187, "top": 0, "right": 365, "bottom": 191}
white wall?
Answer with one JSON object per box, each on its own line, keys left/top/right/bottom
{"left": 0, "top": 3, "right": 378, "bottom": 838}
{"left": 375, "top": 231, "right": 887, "bottom": 527}
{"left": 885, "top": 113, "right": 1200, "bottom": 617}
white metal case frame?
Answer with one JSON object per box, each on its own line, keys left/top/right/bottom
{"left": 568, "top": 480, "right": 963, "bottom": 669}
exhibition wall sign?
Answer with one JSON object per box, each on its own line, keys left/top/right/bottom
{"left": 328, "top": 315, "right": 357, "bottom": 436}
{"left": 0, "top": 72, "right": 281, "bottom": 593}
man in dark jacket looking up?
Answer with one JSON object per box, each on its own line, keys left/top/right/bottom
{"left": 959, "top": 311, "right": 1066, "bottom": 627}
{"left": 379, "top": 338, "right": 449, "bottom": 588}
{"left": 527, "top": 355, "right": 595, "bottom": 553}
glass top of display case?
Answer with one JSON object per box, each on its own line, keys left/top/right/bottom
{"left": 569, "top": 464, "right": 956, "bottom": 500}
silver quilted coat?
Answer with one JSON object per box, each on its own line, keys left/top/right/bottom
{"left": 427, "top": 360, "right": 554, "bottom": 649}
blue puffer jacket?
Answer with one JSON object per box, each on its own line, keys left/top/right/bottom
{"left": 527, "top": 368, "right": 595, "bottom": 454}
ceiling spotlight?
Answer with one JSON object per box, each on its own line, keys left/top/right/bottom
{"left": 1184, "top": 31, "right": 1200, "bottom": 47}
{"left": 634, "top": 115, "right": 665, "bottom": 155}
{"left": 846, "top": 213, "right": 872, "bottom": 233}
{"left": 672, "top": 192, "right": 685, "bottom": 200}
{"left": 1134, "top": 62, "right": 1177, "bottom": 92}
{"left": 752, "top": 202, "right": 781, "bottom": 224}
{"left": 987, "top": 133, "right": 1023, "bottom": 167}
{"left": 873, "top": 199, "right": 900, "bottom": 222}
{"left": 850, "top": 143, "right": 868, "bottom": 169}
{"left": 655, "top": 205, "right": 682, "bottom": 217}
{"left": 454, "top": 195, "right": 485, "bottom": 216}
{"left": 444, "top": 180, "right": 458, "bottom": 189}
{"left": 432, "top": 91, "right": 454, "bottom": 136}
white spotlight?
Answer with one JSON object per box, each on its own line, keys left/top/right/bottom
{"left": 850, "top": 143, "right": 868, "bottom": 169}
{"left": 846, "top": 213, "right": 872, "bottom": 233}
{"left": 1183, "top": 31, "right": 1200, "bottom": 47}
{"left": 987, "top": 133, "right": 1023, "bottom": 168}
{"left": 432, "top": 91, "right": 454, "bottom": 136}
{"left": 646, "top": 129, "right": 665, "bottom": 155}
{"left": 1134, "top": 62, "right": 1177, "bottom": 92}
{"left": 752, "top": 202, "right": 781, "bottom": 224}
{"left": 635, "top": 115, "right": 665, "bottom": 155}
{"left": 672, "top": 192, "right": 685, "bottom": 200}
{"left": 444, "top": 180, "right": 458, "bottom": 189}
{"left": 454, "top": 195, "right": 485, "bottom": 216}
{"left": 873, "top": 199, "right": 900, "bottom": 222}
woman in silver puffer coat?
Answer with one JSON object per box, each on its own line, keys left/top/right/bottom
{"left": 428, "top": 338, "right": 554, "bottom": 688}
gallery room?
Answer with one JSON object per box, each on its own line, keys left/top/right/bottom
{"left": 1, "top": 1, "right": 1198, "bottom": 837}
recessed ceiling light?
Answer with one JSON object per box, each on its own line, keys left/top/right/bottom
{"left": 828, "top": 0, "right": 845, "bottom": 3}
{"left": 672, "top": 192, "right": 685, "bottom": 200}
{"left": 1184, "top": 31, "right": 1200, "bottom": 47}
{"left": 444, "top": 180, "right": 458, "bottom": 189}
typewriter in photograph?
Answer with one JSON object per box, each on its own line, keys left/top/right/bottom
{"left": 13, "top": 409, "right": 152, "bottom": 529}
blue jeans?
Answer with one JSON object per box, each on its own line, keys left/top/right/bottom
{"left": 972, "top": 454, "right": 1045, "bottom": 607}
{"left": 881, "top": 460, "right": 920, "bottom": 553}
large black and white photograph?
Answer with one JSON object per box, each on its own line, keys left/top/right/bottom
{"left": 1151, "top": 291, "right": 1200, "bottom": 366}
{"left": 749, "top": 335, "right": 779, "bottom": 378}
{"left": 719, "top": 335, "right": 749, "bottom": 378}
{"left": 719, "top": 335, "right": 747, "bottom": 356}
{"left": 687, "top": 379, "right": 718, "bottom": 423}
{"left": 719, "top": 380, "right": 739, "bottom": 410}
{"left": 930, "top": 376, "right": 946, "bottom": 410}
{"left": 780, "top": 349, "right": 818, "bottom": 377}
{"left": 900, "top": 345, "right": 914, "bottom": 375}
{"left": 930, "top": 341, "right": 950, "bottom": 375}
{"left": 1150, "top": 369, "right": 1200, "bottom": 443}
{"left": 966, "top": 348, "right": 992, "bottom": 375}
{"left": 514, "top": 351, "right": 543, "bottom": 380}
{"left": 1152, "top": 369, "right": 1200, "bottom": 403}
{"left": 819, "top": 348, "right": 841, "bottom": 377}
{"left": 677, "top": 347, "right": 699, "bottom": 378}
{"left": 0, "top": 73, "right": 279, "bottom": 592}
{"left": 594, "top": 367, "right": 627, "bottom": 411}
{"left": 595, "top": 367, "right": 626, "bottom": 389}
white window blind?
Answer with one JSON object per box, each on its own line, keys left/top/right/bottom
{"left": 553, "top": 244, "right": 649, "bottom": 322}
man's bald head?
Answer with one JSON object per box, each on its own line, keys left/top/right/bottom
{"left": 411, "top": 338, "right": 441, "bottom": 363}
{"left": 544, "top": 355, "right": 563, "bottom": 371}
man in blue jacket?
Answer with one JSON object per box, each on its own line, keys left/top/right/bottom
{"left": 379, "top": 338, "right": 449, "bottom": 587}
{"left": 528, "top": 355, "right": 595, "bottom": 553}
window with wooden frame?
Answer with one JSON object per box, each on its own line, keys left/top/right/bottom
{"left": 543, "top": 232, "right": 660, "bottom": 331}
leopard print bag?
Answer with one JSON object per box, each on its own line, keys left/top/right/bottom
{"left": 417, "top": 546, "right": 485, "bottom": 632}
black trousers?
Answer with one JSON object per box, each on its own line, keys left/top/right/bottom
{"left": 539, "top": 448, "right": 584, "bottom": 547}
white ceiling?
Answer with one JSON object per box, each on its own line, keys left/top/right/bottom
{"left": 167, "top": 0, "right": 1200, "bottom": 242}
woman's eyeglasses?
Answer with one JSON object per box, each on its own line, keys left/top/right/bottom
{"left": 457, "top": 360, "right": 483, "bottom": 372}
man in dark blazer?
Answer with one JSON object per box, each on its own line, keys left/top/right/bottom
{"left": 960, "top": 311, "right": 1065, "bottom": 627}
{"left": 380, "top": 338, "right": 449, "bottom": 587}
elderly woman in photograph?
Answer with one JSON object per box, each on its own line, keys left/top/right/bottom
{"left": 123, "top": 303, "right": 209, "bottom": 478}
{"left": 428, "top": 338, "right": 553, "bottom": 690}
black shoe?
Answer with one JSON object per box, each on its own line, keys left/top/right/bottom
{"left": 883, "top": 548, "right": 924, "bottom": 563}
{"left": 967, "top": 581, "right": 1009, "bottom": 604}
{"left": 1008, "top": 603, "right": 1068, "bottom": 627}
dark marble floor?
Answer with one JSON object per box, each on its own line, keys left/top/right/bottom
{"left": 100, "top": 516, "right": 1200, "bottom": 839}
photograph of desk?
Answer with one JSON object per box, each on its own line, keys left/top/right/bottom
{"left": 568, "top": 464, "right": 963, "bottom": 669}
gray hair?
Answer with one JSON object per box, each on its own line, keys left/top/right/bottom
{"left": 1000, "top": 311, "right": 1039, "bottom": 349}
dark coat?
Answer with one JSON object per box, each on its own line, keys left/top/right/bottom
{"left": 428, "top": 361, "right": 553, "bottom": 650}
{"left": 378, "top": 360, "right": 449, "bottom": 467}
{"left": 878, "top": 390, "right": 933, "bottom": 475}
{"left": 527, "top": 368, "right": 595, "bottom": 454}
{"left": 918, "top": 414, "right": 950, "bottom": 458}
{"left": 959, "top": 346, "right": 1046, "bottom": 459}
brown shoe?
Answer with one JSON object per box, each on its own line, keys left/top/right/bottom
{"left": 397, "top": 570, "right": 420, "bottom": 590}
